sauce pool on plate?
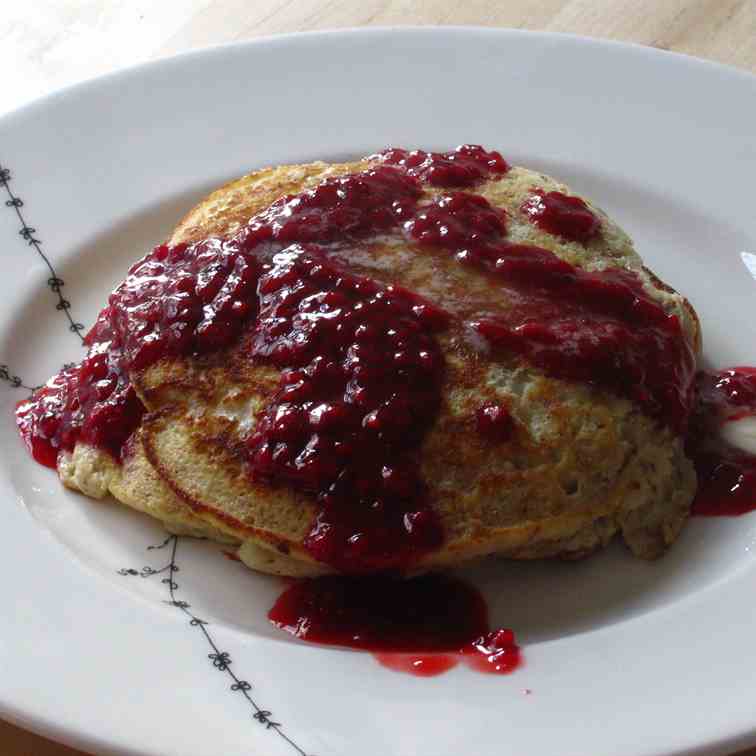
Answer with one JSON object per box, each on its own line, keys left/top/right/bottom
{"left": 687, "top": 368, "right": 756, "bottom": 516}
{"left": 268, "top": 573, "right": 521, "bottom": 677}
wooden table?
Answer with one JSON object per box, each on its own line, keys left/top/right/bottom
{"left": 2, "top": 1, "right": 755, "bottom": 754}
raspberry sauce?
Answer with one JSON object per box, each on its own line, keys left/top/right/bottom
{"left": 687, "top": 368, "right": 756, "bottom": 516}
{"left": 375, "top": 145, "right": 510, "bottom": 187}
{"left": 268, "top": 573, "right": 521, "bottom": 676}
{"left": 404, "top": 191, "right": 696, "bottom": 432}
{"left": 521, "top": 188, "right": 600, "bottom": 244}
{"left": 15, "top": 335, "right": 144, "bottom": 468}
{"left": 246, "top": 246, "right": 447, "bottom": 572}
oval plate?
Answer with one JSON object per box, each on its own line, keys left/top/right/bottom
{"left": 1, "top": 28, "right": 756, "bottom": 756}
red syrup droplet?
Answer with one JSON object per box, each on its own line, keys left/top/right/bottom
{"left": 461, "top": 628, "right": 522, "bottom": 674}
{"left": 475, "top": 402, "right": 513, "bottom": 442}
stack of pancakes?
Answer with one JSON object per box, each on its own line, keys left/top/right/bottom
{"left": 57, "top": 157, "right": 700, "bottom": 576}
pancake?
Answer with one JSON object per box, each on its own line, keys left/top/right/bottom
{"left": 25, "top": 147, "right": 699, "bottom": 576}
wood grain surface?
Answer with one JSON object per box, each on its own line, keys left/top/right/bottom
{"left": 1, "top": 1, "right": 755, "bottom": 754}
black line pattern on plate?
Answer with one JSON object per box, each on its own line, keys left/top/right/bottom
{"left": 119, "top": 535, "right": 315, "bottom": 756}
{"left": 0, "top": 162, "right": 85, "bottom": 340}
{"left": 0, "top": 363, "right": 37, "bottom": 392}
{"left": 4, "top": 159, "right": 312, "bottom": 753}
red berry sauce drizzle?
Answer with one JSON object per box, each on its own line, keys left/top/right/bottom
{"left": 16, "top": 144, "right": 750, "bottom": 675}
{"left": 246, "top": 248, "right": 447, "bottom": 571}
{"left": 403, "top": 190, "right": 696, "bottom": 432}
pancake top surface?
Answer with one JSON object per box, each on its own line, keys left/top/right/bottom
{"left": 18, "top": 146, "right": 700, "bottom": 575}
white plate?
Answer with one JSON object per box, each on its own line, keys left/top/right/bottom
{"left": 1, "top": 27, "right": 756, "bottom": 756}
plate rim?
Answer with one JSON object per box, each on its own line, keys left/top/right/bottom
{"left": 2, "top": 25, "right": 754, "bottom": 129}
